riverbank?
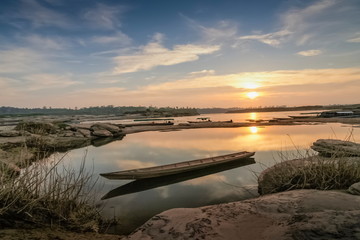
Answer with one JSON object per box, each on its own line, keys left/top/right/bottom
{"left": 1, "top": 117, "right": 360, "bottom": 239}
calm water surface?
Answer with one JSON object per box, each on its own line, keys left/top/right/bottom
{"left": 53, "top": 112, "right": 359, "bottom": 233}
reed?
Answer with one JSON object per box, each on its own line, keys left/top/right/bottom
{"left": 0, "top": 152, "right": 102, "bottom": 232}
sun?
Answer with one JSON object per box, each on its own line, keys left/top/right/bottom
{"left": 246, "top": 91, "right": 259, "bottom": 99}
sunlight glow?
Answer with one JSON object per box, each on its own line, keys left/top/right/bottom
{"left": 246, "top": 91, "right": 259, "bottom": 99}
{"left": 249, "top": 126, "right": 258, "bottom": 134}
{"left": 244, "top": 82, "right": 260, "bottom": 89}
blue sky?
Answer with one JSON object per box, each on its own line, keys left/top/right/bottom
{"left": 0, "top": 0, "right": 360, "bottom": 108}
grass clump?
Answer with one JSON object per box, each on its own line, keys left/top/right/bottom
{"left": 0, "top": 154, "right": 103, "bottom": 232}
{"left": 258, "top": 154, "right": 360, "bottom": 195}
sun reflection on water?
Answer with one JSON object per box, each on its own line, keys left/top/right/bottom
{"left": 249, "top": 112, "right": 257, "bottom": 120}
{"left": 249, "top": 126, "right": 258, "bottom": 134}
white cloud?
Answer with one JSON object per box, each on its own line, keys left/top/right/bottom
{"left": 238, "top": 30, "right": 291, "bottom": 47}
{"left": 112, "top": 40, "right": 220, "bottom": 74}
{"left": 297, "top": 49, "right": 322, "bottom": 56}
{"left": 83, "top": 3, "right": 124, "bottom": 29}
{"left": 92, "top": 32, "right": 132, "bottom": 45}
{"left": 189, "top": 69, "right": 215, "bottom": 76}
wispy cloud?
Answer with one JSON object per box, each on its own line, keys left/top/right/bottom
{"left": 238, "top": 30, "right": 291, "bottom": 47}
{"left": 280, "top": 0, "right": 360, "bottom": 46}
{"left": 92, "top": 32, "right": 132, "bottom": 45}
{"left": 83, "top": 3, "right": 125, "bottom": 29}
{"left": 0, "top": 48, "right": 48, "bottom": 73}
{"left": 189, "top": 69, "right": 215, "bottom": 76}
{"left": 112, "top": 36, "right": 220, "bottom": 74}
{"left": 24, "top": 34, "right": 67, "bottom": 50}
{"left": 238, "top": 0, "right": 359, "bottom": 48}
{"left": 297, "top": 49, "right": 322, "bottom": 56}
{"left": 23, "top": 73, "right": 79, "bottom": 91}
{"left": 14, "top": 0, "right": 71, "bottom": 28}
{"left": 347, "top": 33, "right": 360, "bottom": 43}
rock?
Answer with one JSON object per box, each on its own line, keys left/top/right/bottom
{"left": 91, "top": 129, "right": 113, "bottom": 137}
{"left": 0, "top": 131, "right": 21, "bottom": 137}
{"left": 311, "top": 139, "right": 360, "bottom": 157}
{"left": 62, "top": 131, "right": 75, "bottom": 137}
{"left": 25, "top": 135, "right": 90, "bottom": 152}
{"left": 70, "top": 123, "right": 93, "bottom": 131}
{"left": 47, "top": 136, "right": 90, "bottom": 152}
{"left": 127, "top": 190, "right": 360, "bottom": 240}
{"left": 77, "top": 129, "right": 92, "bottom": 138}
{"left": 348, "top": 182, "right": 360, "bottom": 195}
{"left": 91, "top": 123, "right": 121, "bottom": 134}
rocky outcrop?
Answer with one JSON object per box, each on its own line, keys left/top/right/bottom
{"left": 127, "top": 190, "right": 360, "bottom": 240}
{"left": 0, "top": 121, "right": 126, "bottom": 177}
{"left": 311, "top": 139, "right": 360, "bottom": 157}
{"left": 0, "top": 130, "right": 21, "bottom": 137}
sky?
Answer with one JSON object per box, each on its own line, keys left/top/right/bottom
{"left": 0, "top": 0, "right": 360, "bottom": 108}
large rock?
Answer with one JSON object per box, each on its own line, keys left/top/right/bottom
{"left": 91, "top": 129, "right": 113, "bottom": 137}
{"left": 348, "top": 182, "right": 360, "bottom": 195}
{"left": 77, "top": 128, "right": 92, "bottom": 138}
{"left": 311, "top": 139, "right": 360, "bottom": 157}
{"left": 91, "top": 123, "right": 121, "bottom": 134}
{"left": 127, "top": 190, "right": 360, "bottom": 240}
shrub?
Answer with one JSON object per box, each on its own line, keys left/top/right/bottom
{"left": 258, "top": 154, "right": 360, "bottom": 195}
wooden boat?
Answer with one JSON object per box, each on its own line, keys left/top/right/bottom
{"left": 187, "top": 121, "right": 211, "bottom": 123}
{"left": 101, "top": 157, "right": 256, "bottom": 199}
{"left": 288, "top": 115, "right": 313, "bottom": 119}
{"left": 213, "top": 120, "right": 233, "bottom": 123}
{"left": 100, "top": 151, "right": 255, "bottom": 180}
{"left": 133, "top": 118, "right": 174, "bottom": 122}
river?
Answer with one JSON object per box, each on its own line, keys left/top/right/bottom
{"left": 48, "top": 112, "right": 359, "bottom": 234}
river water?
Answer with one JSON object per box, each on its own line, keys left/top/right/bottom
{"left": 50, "top": 112, "right": 359, "bottom": 234}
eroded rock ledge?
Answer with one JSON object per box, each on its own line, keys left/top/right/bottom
{"left": 126, "top": 190, "right": 360, "bottom": 240}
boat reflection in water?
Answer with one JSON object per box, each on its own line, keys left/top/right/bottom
{"left": 102, "top": 157, "right": 256, "bottom": 200}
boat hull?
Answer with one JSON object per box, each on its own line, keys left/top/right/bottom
{"left": 100, "top": 151, "right": 255, "bottom": 180}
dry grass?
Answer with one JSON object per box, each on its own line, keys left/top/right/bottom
{"left": 0, "top": 152, "right": 103, "bottom": 232}
{"left": 258, "top": 153, "right": 360, "bottom": 195}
